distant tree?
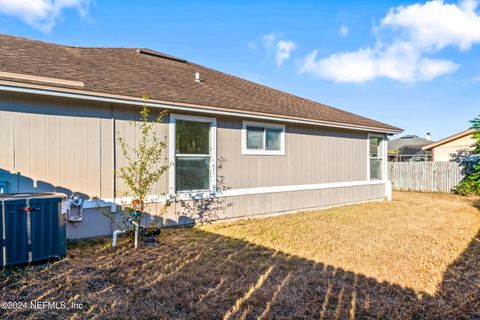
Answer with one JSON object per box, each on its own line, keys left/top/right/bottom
{"left": 391, "top": 148, "right": 400, "bottom": 162}
{"left": 452, "top": 115, "right": 480, "bottom": 195}
{"left": 472, "top": 116, "right": 480, "bottom": 155}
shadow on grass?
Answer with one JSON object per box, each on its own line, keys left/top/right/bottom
{"left": 0, "top": 228, "right": 479, "bottom": 319}
{"left": 473, "top": 199, "right": 480, "bottom": 210}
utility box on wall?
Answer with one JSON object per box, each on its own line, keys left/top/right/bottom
{"left": 0, "top": 193, "right": 67, "bottom": 267}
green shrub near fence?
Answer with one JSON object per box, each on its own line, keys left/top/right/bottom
{"left": 453, "top": 116, "right": 480, "bottom": 196}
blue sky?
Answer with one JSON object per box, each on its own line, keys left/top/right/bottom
{"left": 0, "top": 0, "right": 479, "bottom": 139}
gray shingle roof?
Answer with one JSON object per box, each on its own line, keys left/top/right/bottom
{"left": 0, "top": 33, "right": 402, "bottom": 132}
{"left": 389, "top": 135, "right": 432, "bottom": 152}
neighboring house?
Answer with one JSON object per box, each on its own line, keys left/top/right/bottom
{"left": 0, "top": 34, "right": 402, "bottom": 239}
{"left": 422, "top": 129, "right": 475, "bottom": 161}
{"left": 388, "top": 134, "right": 433, "bottom": 162}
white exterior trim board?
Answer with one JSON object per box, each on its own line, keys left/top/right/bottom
{"left": 103, "top": 179, "right": 387, "bottom": 205}
{"left": 220, "top": 179, "right": 386, "bottom": 197}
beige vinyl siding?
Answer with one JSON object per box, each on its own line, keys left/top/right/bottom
{"left": 0, "top": 92, "right": 385, "bottom": 239}
{"left": 113, "top": 103, "right": 169, "bottom": 198}
{"left": 432, "top": 134, "right": 475, "bottom": 162}
{"left": 0, "top": 95, "right": 15, "bottom": 182}
{"left": 100, "top": 104, "right": 115, "bottom": 198}
{"left": 0, "top": 93, "right": 170, "bottom": 210}
{"left": 0, "top": 92, "right": 115, "bottom": 198}
{"left": 167, "top": 184, "right": 385, "bottom": 222}
{"left": 218, "top": 117, "right": 368, "bottom": 189}
{"left": 0, "top": 92, "right": 374, "bottom": 196}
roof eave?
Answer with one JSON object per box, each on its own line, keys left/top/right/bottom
{"left": 422, "top": 128, "right": 475, "bottom": 150}
{"left": 0, "top": 80, "right": 403, "bottom": 134}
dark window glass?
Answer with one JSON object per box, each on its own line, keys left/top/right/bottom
{"left": 246, "top": 126, "right": 264, "bottom": 149}
{"left": 369, "top": 137, "right": 382, "bottom": 157}
{"left": 369, "top": 136, "right": 383, "bottom": 180}
{"left": 370, "top": 159, "right": 382, "bottom": 180}
{"left": 266, "top": 128, "right": 282, "bottom": 150}
{"left": 176, "top": 120, "right": 210, "bottom": 155}
{"left": 176, "top": 157, "right": 210, "bottom": 191}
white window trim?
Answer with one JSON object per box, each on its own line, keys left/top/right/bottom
{"left": 367, "top": 133, "right": 387, "bottom": 181}
{"left": 242, "top": 120, "right": 286, "bottom": 155}
{"left": 168, "top": 114, "right": 217, "bottom": 194}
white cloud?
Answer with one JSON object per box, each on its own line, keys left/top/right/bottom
{"left": 275, "top": 40, "right": 296, "bottom": 66}
{"left": 262, "top": 33, "right": 277, "bottom": 50}
{"left": 0, "top": 0, "right": 91, "bottom": 33}
{"left": 259, "top": 33, "right": 296, "bottom": 67}
{"left": 381, "top": 0, "right": 480, "bottom": 51}
{"left": 416, "top": 58, "right": 460, "bottom": 81}
{"left": 300, "top": 0, "right": 479, "bottom": 83}
{"left": 339, "top": 25, "right": 349, "bottom": 37}
{"left": 300, "top": 41, "right": 459, "bottom": 83}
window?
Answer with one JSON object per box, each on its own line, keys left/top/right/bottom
{"left": 369, "top": 135, "right": 384, "bottom": 180}
{"left": 169, "top": 115, "right": 216, "bottom": 193}
{"left": 242, "top": 121, "right": 285, "bottom": 155}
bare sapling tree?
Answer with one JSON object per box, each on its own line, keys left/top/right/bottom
{"left": 116, "top": 95, "right": 170, "bottom": 240}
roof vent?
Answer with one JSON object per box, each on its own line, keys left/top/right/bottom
{"left": 137, "top": 48, "right": 187, "bottom": 63}
{"left": 426, "top": 132, "right": 432, "bottom": 141}
{"left": 195, "top": 72, "right": 203, "bottom": 83}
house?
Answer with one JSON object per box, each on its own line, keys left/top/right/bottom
{"left": 0, "top": 34, "right": 402, "bottom": 239}
{"left": 388, "top": 134, "right": 432, "bottom": 162}
{"left": 422, "top": 129, "right": 475, "bottom": 161}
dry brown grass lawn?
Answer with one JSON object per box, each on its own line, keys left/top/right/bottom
{"left": 1, "top": 192, "right": 479, "bottom": 319}
{"left": 203, "top": 192, "right": 480, "bottom": 295}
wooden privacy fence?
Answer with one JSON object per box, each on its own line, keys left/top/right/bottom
{"left": 388, "top": 161, "right": 464, "bottom": 193}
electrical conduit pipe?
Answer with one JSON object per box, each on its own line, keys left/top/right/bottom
{"left": 112, "top": 221, "right": 140, "bottom": 249}
{"left": 112, "top": 230, "right": 126, "bottom": 248}
{"left": 132, "top": 221, "right": 139, "bottom": 249}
